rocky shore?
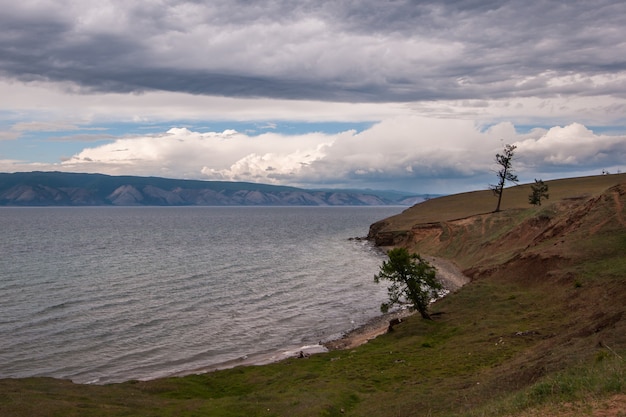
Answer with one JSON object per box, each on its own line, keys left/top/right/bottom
{"left": 323, "top": 308, "right": 413, "bottom": 350}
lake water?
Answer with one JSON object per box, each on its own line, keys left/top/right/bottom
{"left": 0, "top": 206, "right": 402, "bottom": 384}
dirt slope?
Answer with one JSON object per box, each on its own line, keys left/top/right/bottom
{"left": 369, "top": 179, "right": 626, "bottom": 415}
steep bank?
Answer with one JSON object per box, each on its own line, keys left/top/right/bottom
{"left": 367, "top": 176, "right": 626, "bottom": 414}
{"left": 369, "top": 177, "right": 626, "bottom": 273}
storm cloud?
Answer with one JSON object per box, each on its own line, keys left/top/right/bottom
{"left": 2, "top": 0, "right": 626, "bottom": 101}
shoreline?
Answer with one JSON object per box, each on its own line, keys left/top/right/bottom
{"left": 169, "top": 256, "right": 470, "bottom": 378}
{"left": 322, "top": 308, "right": 414, "bottom": 350}
{"left": 169, "top": 308, "right": 414, "bottom": 380}
{"left": 324, "top": 255, "right": 470, "bottom": 351}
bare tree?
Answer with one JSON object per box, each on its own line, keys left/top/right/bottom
{"left": 489, "top": 144, "right": 518, "bottom": 212}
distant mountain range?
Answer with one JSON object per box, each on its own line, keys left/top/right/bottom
{"left": 0, "top": 172, "right": 426, "bottom": 206}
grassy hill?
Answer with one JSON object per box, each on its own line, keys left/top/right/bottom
{"left": 370, "top": 173, "right": 626, "bottom": 232}
{"left": 1, "top": 174, "right": 624, "bottom": 416}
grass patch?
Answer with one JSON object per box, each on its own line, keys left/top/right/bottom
{"left": 465, "top": 352, "right": 625, "bottom": 417}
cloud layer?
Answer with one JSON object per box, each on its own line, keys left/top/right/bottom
{"left": 2, "top": 0, "right": 626, "bottom": 102}
{"left": 1, "top": 1, "right": 625, "bottom": 193}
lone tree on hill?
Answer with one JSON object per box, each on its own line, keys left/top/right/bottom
{"left": 529, "top": 179, "right": 549, "bottom": 206}
{"left": 374, "top": 248, "right": 442, "bottom": 320}
{"left": 490, "top": 144, "right": 518, "bottom": 212}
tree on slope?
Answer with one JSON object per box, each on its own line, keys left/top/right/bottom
{"left": 374, "top": 248, "right": 442, "bottom": 320}
{"left": 490, "top": 144, "right": 518, "bottom": 212}
{"left": 529, "top": 178, "right": 549, "bottom": 206}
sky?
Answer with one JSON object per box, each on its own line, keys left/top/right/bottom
{"left": 1, "top": 0, "right": 625, "bottom": 194}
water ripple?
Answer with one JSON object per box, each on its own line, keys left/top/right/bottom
{"left": 0, "top": 206, "right": 400, "bottom": 383}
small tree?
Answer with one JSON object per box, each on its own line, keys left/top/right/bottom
{"left": 489, "top": 144, "right": 518, "bottom": 212}
{"left": 529, "top": 179, "right": 549, "bottom": 206}
{"left": 374, "top": 248, "right": 442, "bottom": 320}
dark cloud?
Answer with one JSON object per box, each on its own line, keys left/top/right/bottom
{"left": 1, "top": 0, "right": 625, "bottom": 102}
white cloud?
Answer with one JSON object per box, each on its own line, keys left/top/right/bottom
{"left": 201, "top": 144, "right": 330, "bottom": 183}
{"left": 2, "top": 117, "right": 624, "bottom": 192}
{"left": 514, "top": 123, "right": 626, "bottom": 170}
{"left": 58, "top": 128, "right": 336, "bottom": 180}
{"left": 35, "top": 119, "right": 614, "bottom": 187}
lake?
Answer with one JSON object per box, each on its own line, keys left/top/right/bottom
{"left": 0, "top": 206, "right": 402, "bottom": 384}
